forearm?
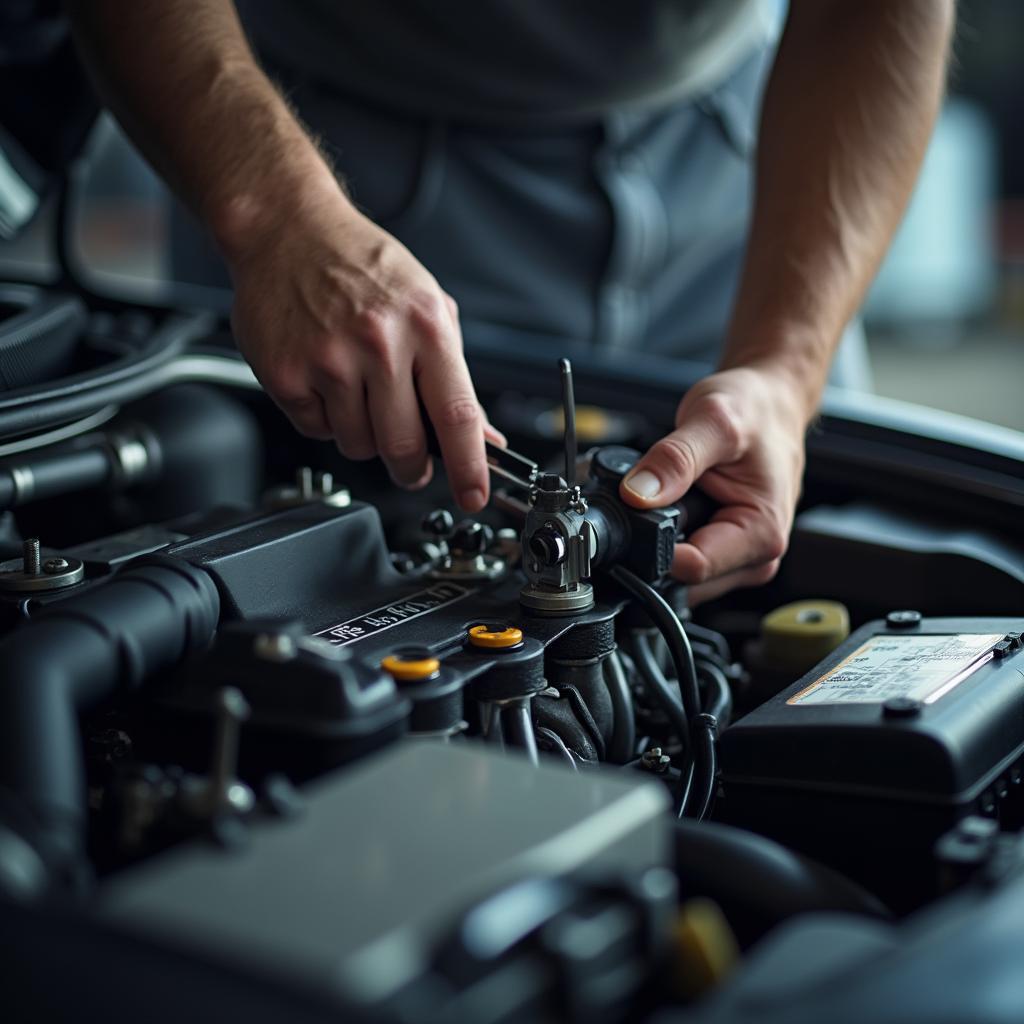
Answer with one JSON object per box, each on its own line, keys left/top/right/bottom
{"left": 722, "top": 0, "right": 955, "bottom": 416}
{"left": 66, "top": 0, "right": 344, "bottom": 261}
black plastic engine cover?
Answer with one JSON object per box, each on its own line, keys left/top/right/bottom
{"left": 718, "top": 616, "right": 1024, "bottom": 911}
{"left": 165, "top": 502, "right": 405, "bottom": 627}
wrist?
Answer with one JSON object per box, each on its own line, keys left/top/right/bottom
{"left": 210, "top": 164, "right": 349, "bottom": 267}
{"left": 718, "top": 324, "right": 832, "bottom": 426}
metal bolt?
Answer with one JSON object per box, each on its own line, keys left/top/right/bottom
{"left": 886, "top": 610, "right": 922, "bottom": 629}
{"left": 203, "top": 687, "right": 255, "bottom": 817}
{"left": 314, "top": 470, "right": 334, "bottom": 495}
{"left": 43, "top": 557, "right": 70, "bottom": 574}
{"left": 422, "top": 509, "right": 455, "bottom": 537}
{"left": 22, "top": 538, "right": 40, "bottom": 575}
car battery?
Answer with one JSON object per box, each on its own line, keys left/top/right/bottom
{"left": 717, "top": 616, "right": 1024, "bottom": 912}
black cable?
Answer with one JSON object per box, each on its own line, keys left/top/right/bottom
{"left": 602, "top": 650, "right": 636, "bottom": 764}
{"left": 697, "top": 659, "right": 733, "bottom": 727}
{"left": 535, "top": 727, "right": 578, "bottom": 770}
{"left": 609, "top": 565, "right": 701, "bottom": 722}
{"left": 690, "top": 714, "right": 719, "bottom": 821}
{"left": 501, "top": 703, "right": 539, "bottom": 767}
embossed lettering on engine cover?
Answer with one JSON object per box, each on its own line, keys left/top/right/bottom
{"left": 314, "top": 582, "right": 473, "bottom": 647}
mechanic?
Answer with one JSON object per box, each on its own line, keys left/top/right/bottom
{"left": 67, "top": 1, "right": 954, "bottom": 604}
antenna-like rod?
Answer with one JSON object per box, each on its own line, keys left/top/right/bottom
{"left": 559, "top": 358, "right": 577, "bottom": 487}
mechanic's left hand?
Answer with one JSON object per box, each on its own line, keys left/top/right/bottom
{"left": 618, "top": 365, "right": 808, "bottom": 604}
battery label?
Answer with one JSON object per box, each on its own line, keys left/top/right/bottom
{"left": 788, "top": 633, "right": 1004, "bottom": 706}
{"left": 314, "top": 582, "right": 472, "bottom": 647}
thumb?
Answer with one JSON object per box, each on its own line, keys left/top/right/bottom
{"left": 619, "top": 396, "right": 741, "bottom": 508}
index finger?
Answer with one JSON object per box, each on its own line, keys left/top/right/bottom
{"left": 416, "top": 352, "right": 488, "bottom": 511}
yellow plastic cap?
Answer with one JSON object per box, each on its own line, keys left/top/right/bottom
{"left": 760, "top": 599, "right": 851, "bottom": 672}
{"left": 380, "top": 653, "right": 441, "bottom": 681}
{"left": 468, "top": 624, "right": 524, "bottom": 649}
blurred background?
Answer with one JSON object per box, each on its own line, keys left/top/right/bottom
{"left": 1, "top": 0, "right": 1021, "bottom": 430}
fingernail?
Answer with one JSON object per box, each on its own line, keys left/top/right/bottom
{"left": 623, "top": 469, "right": 661, "bottom": 499}
{"left": 459, "top": 488, "right": 486, "bottom": 512}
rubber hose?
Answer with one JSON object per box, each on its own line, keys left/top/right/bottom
{"left": 0, "top": 557, "right": 219, "bottom": 887}
{"left": 673, "top": 817, "right": 891, "bottom": 948}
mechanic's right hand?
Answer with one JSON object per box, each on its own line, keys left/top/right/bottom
{"left": 227, "top": 197, "right": 496, "bottom": 512}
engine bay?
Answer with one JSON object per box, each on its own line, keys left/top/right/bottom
{"left": 2, "top": 292, "right": 1024, "bottom": 1023}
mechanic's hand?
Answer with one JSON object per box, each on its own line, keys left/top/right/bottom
{"left": 228, "top": 198, "right": 499, "bottom": 512}
{"left": 618, "top": 366, "right": 807, "bottom": 604}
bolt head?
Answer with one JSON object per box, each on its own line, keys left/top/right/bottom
{"left": 422, "top": 509, "right": 455, "bottom": 537}
{"left": 886, "top": 610, "right": 922, "bottom": 629}
{"left": 43, "top": 557, "right": 70, "bottom": 574}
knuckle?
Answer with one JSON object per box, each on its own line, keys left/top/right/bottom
{"left": 698, "top": 392, "right": 744, "bottom": 454}
{"left": 653, "top": 435, "right": 698, "bottom": 480}
{"left": 336, "top": 438, "right": 377, "bottom": 462}
{"left": 289, "top": 411, "right": 329, "bottom": 440}
{"left": 409, "top": 288, "right": 445, "bottom": 326}
{"left": 437, "top": 396, "right": 481, "bottom": 432}
{"left": 753, "top": 558, "right": 782, "bottom": 585}
{"left": 352, "top": 304, "right": 392, "bottom": 341}
{"left": 268, "top": 374, "right": 313, "bottom": 406}
{"left": 312, "top": 347, "right": 354, "bottom": 387}
{"left": 761, "top": 524, "right": 788, "bottom": 564}
{"left": 380, "top": 435, "right": 424, "bottom": 462}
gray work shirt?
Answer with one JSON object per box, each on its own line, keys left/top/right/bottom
{"left": 179, "top": 3, "right": 867, "bottom": 385}
{"left": 240, "top": 0, "right": 777, "bottom": 123}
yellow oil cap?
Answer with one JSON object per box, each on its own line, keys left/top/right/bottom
{"left": 761, "top": 599, "right": 850, "bottom": 673}
{"left": 381, "top": 653, "right": 440, "bottom": 681}
{"left": 468, "top": 624, "right": 524, "bottom": 650}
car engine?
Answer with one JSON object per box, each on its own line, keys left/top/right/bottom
{"left": 1, "top": 291, "right": 1024, "bottom": 1024}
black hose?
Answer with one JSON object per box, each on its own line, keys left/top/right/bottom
{"left": 535, "top": 727, "right": 577, "bottom": 770}
{"left": 684, "top": 621, "right": 732, "bottom": 661}
{"left": 673, "top": 818, "right": 891, "bottom": 948}
{"left": 0, "top": 313, "right": 210, "bottom": 440}
{"left": 502, "top": 703, "right": 539, "bottom": 766}
{"left": 697, "top": 660, "right": 733, "bottom": 727}
{"left": 628, "top": 631, "right": 690, "bottom": 758}
{"left": 0, "top": 557, "right": 219, "bottom": 889}
{"left": 609, "top": 565, "right": 700, "bottom": 721}
{"left": 602, "top": 650, "right": 636, "bottom": 764}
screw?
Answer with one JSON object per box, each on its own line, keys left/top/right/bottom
{"left": 22, "top": 538, "right": 40, "bottom": 575}
{"left": 314, "top": 470, "right": 334, "bottom": 495}
{"left": 43, "top": 557, "right": 70, "bottom": 574}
